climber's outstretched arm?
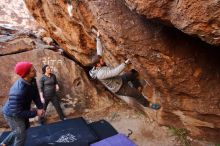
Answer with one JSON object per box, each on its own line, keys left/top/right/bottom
{"left": 96, "top": 31, "right": 103, "bottom": 56}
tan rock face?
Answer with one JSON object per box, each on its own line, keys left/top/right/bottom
{"left": 0, "top": 0, "right": 38, "bottom": 30}
{"left": 24, "top": 0, "right": 96, "bottom": 65}
{"left": 0, "top": 27, "right": 34, "bottom": 55}
{"left": 0, "top": 26, "right": 57, "bottom": 55}
{"left": 24, "top": 0, "right": 220, "bottom": 142}
{"left": 124, "top": 0, "right": 220, "bottom": 46}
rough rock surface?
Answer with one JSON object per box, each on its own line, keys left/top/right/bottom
{"left": 0, "top": 0, "right": 38, "bottom": 30}
{"left": 24, "top": 0, "right": 220, "bottom": 142}
{"left": 124, "top": 0, "right": 220, "bottom": 46}
{"left": 0, "top": 26, "right": 55, "bottom": 55}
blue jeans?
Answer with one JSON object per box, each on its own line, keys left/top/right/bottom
{"left": 1, "top": 115, "right": 27, "bottom": 146}
{"left": 116, "top": 73, "right": 149, "bottom": 107}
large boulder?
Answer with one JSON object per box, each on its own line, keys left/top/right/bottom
{"left": 124, "top": 0, "right": 220, "bottom": 46}
{"left": 24, "top": 0, "right": 220, "bottom": 142}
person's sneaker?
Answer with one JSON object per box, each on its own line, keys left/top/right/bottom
{"left": 150, "top": 103, "right": 161, "bottom": 110}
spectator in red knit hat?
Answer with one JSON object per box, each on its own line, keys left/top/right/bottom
{"left": 1, "top": 61, "right": 45, "bottom": 146}
{"left": 15, "top": 62, "right": 33, "bottom": 78}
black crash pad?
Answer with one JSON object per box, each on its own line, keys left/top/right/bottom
{"left": 88, "top": 120, "right": 118, "bottom": 140}
{"left": 0, "top": 117, "right": 98, "bottom": 146}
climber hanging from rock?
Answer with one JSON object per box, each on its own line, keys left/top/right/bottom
{"left": 89, "top": 30, "right": 160, "bottom": 110}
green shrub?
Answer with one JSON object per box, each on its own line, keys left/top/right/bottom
{"left": 168, "top": 126, "right": 191, "bottom": 146}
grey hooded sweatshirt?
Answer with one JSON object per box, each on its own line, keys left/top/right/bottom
{"left": 89, "top": 63, "right": 126, "bottom": 93}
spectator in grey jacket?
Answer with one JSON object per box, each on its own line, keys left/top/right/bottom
{"left": 39, "top": 65, "right": 65, "bottom": 125}
{"left": 1, "top": 62, "right": 45, "bottom": 146}
{"left": 89, "top": 31, "right": 160, "bottom": 109}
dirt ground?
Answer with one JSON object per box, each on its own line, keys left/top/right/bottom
{"left": 79, "top": 99, "right": 214, "bottom": 146}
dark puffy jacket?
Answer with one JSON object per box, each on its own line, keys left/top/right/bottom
{"left": 3, "top": 78, "right": 43, "bottom": 118}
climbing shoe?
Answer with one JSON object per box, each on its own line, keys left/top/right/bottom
{"left": 150, "top": 103, "right": 161, "bottom": 110}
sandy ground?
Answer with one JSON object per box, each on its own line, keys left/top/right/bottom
{"left": 82, "top": 101, "right": 215, "bottom": 146}
{"left": 85, "top": 106, "right": 179, "bottom": 146}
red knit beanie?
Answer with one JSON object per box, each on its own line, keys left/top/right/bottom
{"left": 15, "top": 62, "right": 33, "bottom": 78}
